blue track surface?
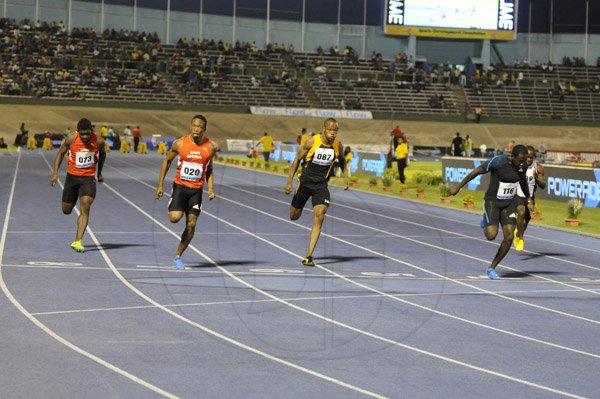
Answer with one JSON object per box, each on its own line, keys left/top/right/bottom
{"left": 1, "top": 150, "right": 599, "bottom": 399}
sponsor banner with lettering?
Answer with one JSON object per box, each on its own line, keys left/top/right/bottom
{"left": 442, "top": 157, "right": 600, "bottom": 208}
{"left": 250, "top": 106, "right": 373, "bottom": 120}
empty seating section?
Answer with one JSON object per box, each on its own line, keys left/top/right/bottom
{"left": 466, "top": 65, "right": 600, "bottom": 121}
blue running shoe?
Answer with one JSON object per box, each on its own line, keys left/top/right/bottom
{"left": 174, "top": 256, "right": 185, "bottom": 270}
{"left": 480, "top": 218, "right": 485, "bottom": 229}
{"left": 486, "top": 267, "right": 500, "bottom": 280}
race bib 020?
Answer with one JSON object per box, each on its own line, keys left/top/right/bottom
{"left": 180, "top": 161, "right": 203, "bottom": 181}
{"left": 311, "top": 147, "right": 335, "bottom": 166}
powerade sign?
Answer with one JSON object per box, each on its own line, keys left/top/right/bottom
{"left": 546, "top": 169, "right": 600, "bottom": 208}
{"left": 444, "top": 159, "right": 485, "bottom": 191}
{"left": 442, "top": 157, "right": 600, "bottom": 208}
{"left": 359, "top": 152, "right": 387, "bottom": 177}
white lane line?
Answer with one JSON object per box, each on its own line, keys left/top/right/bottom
{"left": 225, "top": 183, "right": 600, "bottom": 296}
{"left": 43, "top": 156, "right": 389, "bottom": 398}
{"left": 107, "top": 341, "right": 193, "bottom": 344}
{"left": 226, "top": 173, "right": 600, "bottom": 262}
{"left": 103, "top": 169, "right": 593, "bottom": 398}
{"left": 32, "top": 287, "right": 596, "bottom": 317}
{"left": 0, "top": 153, "right": 178, "bottom": 398}
{"left": 220, "top": 191, "right": 600, "bottom": 319}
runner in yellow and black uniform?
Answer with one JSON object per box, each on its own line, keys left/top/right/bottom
{"left": 284, "top": 118, "right": 349, "bottom": 266}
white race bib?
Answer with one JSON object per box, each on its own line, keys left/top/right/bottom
{"left": 311, "top": 147, "right": 335, "bottom": 166}
{"left": 497, "top": 182, "right": 518, "bottom": 200}
{"left": 75, "top": 151, "right": 95, "bottom": 168}
{"left": 180, "top": 161, "right": 203, "bottom": 181}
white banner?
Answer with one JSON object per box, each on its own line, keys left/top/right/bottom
{"left": 250, "top": 106, "right": 373, "bottom": 120}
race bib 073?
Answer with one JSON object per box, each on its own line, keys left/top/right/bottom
{"left": 75, "top": 151, "right": 95, "bottom": 168}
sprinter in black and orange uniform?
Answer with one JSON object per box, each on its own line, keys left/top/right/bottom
{"left": 51, "top": 118, "right": 106, "bottom": 253}
{"left": 284, "top": 118, "right": 349, "bottom": 266}
{"left": 155, "top": 114, "right": 216, "bottom": 269}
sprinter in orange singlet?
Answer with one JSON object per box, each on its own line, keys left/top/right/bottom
{"left": 50, "top": 118, "right": 106, "bottom": 253}
{"left": 155, "top": 114, "right": 216, "bottom": 269}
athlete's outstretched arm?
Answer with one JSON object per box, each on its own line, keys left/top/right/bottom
{"left": 206, "top": 146, "right": 215, "bottom": 200}
{"left": 338, "top": 141, "right": 350, "bottom": 190}
{"left": 534, "top": 163, "right": 546, "bottom": 189}
{"left": 155, "top": 139, "right": 180, "bottom": 200}
{"left": 50, "top": 136, "right": 73, "bottom": 186}
{"left": 284, "top": 138, "right": 312, "bottom": 195}
{"left": 97, "top": 137, "right": 106, "bottom": 183}
{"left": 450, "top": 165, "right": 485, "bottom": 196}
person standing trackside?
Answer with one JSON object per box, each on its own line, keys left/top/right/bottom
{"left": 395, "top": 136, "right": 408, "bottom": 184}
{"left": 284, "top": 118, "right": 350, "bottom": 267}
{"left": 50, "top": 118, "right": 106, "bottom": 253}
{"left": 133, "top": 125, "right": 141, "bottom": 153}
{"left": 155, "top": 115, "right": 216, "bottom": 270}
{"left": 259, "top": 132, "right": 274, "bottom": 163}
{"left": 123, "top": 125, "right": 132, "bottom": 148}
{"left": 451, "top": 132, "right": 463, "bottom": 156}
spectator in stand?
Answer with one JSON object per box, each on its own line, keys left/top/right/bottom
{"left": 451, "top": 132, "right": 464, "bottom": 156}
{"left": 259, "top": 132, "right": 274, "bottom": 163}
{"left": 464, "top": 134, "right": 473, "bottom": 157}
{"left": 475, "top": 106, "right": 482, "bottom": 123}
{"left": 133, "top": 125, "right": 141, "bottom": 153}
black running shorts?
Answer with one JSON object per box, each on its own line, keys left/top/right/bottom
{"left": 168, "top": 183, "right": 203, "bottom": 216}
{"left": 62, "top": 173, "right": 96, "bottom": 203}
{"left": 482, "top": 197, "right": 517, "bottom": 227}
{"left": 291, "top": 181, "right": 330, "bottom": 210}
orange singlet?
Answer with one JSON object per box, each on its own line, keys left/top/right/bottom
{"left": 66, "top": 133, "right": 99, "bottom": 177}
{"left": 173, "top": 135, "right": 213, "bottom": 189}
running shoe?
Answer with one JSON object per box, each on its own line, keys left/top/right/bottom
{"left": 302, "top": 256, "right": 315, "bottom": 267}
{"left": 70, "top": 240, "right": 84, "bottom": 253}
{"left": 480, "top": 218, "right": 485, "bottom": 229}
{"left": 513, "top": 228, "right": 525, "bottom": 251}
{"left": 486, "top": 267, "right": 500, "bottom": 280}
{"left": 174, "top": 256, "right": 185, "bottom": 270}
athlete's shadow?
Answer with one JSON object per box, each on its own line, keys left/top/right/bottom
{"left": 187, "top": 260, "right": 257, "bottom": 269}
{"left": 87, "top": 243, "right": 151, "bottom": 252}
{"left": 501, "top": 270, "right": 564, "bottom": 278}
{"left": 518, "top": 252, "right": 569, "bottom": 260}
{"left": 317, "top": 255, "right": 379, "bottom": 265}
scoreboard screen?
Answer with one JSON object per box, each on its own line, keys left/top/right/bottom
{"left": 384, "top": 0, "right": 517, "bottom": 40}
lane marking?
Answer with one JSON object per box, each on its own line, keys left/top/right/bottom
{"left": 224, "top": 183, "right": 600, "bottom": 296}
{"left": 105, "top": 181, "right": 592, "bottom": 399}
{"left": 101, "top": 163, "right": 597, "bottom": 397}
{"left": 29, "top": 286, "right": 600, "bottom": 317}
{"left": 0, "top": 153, "right": 178, "bottom": 398}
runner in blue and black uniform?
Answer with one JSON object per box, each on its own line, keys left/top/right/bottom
{"left": 450, "top": 144, "right": 535, "bottom": 280}
{"left": 284, "top": 118, "right": 350, "bottom": 267}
